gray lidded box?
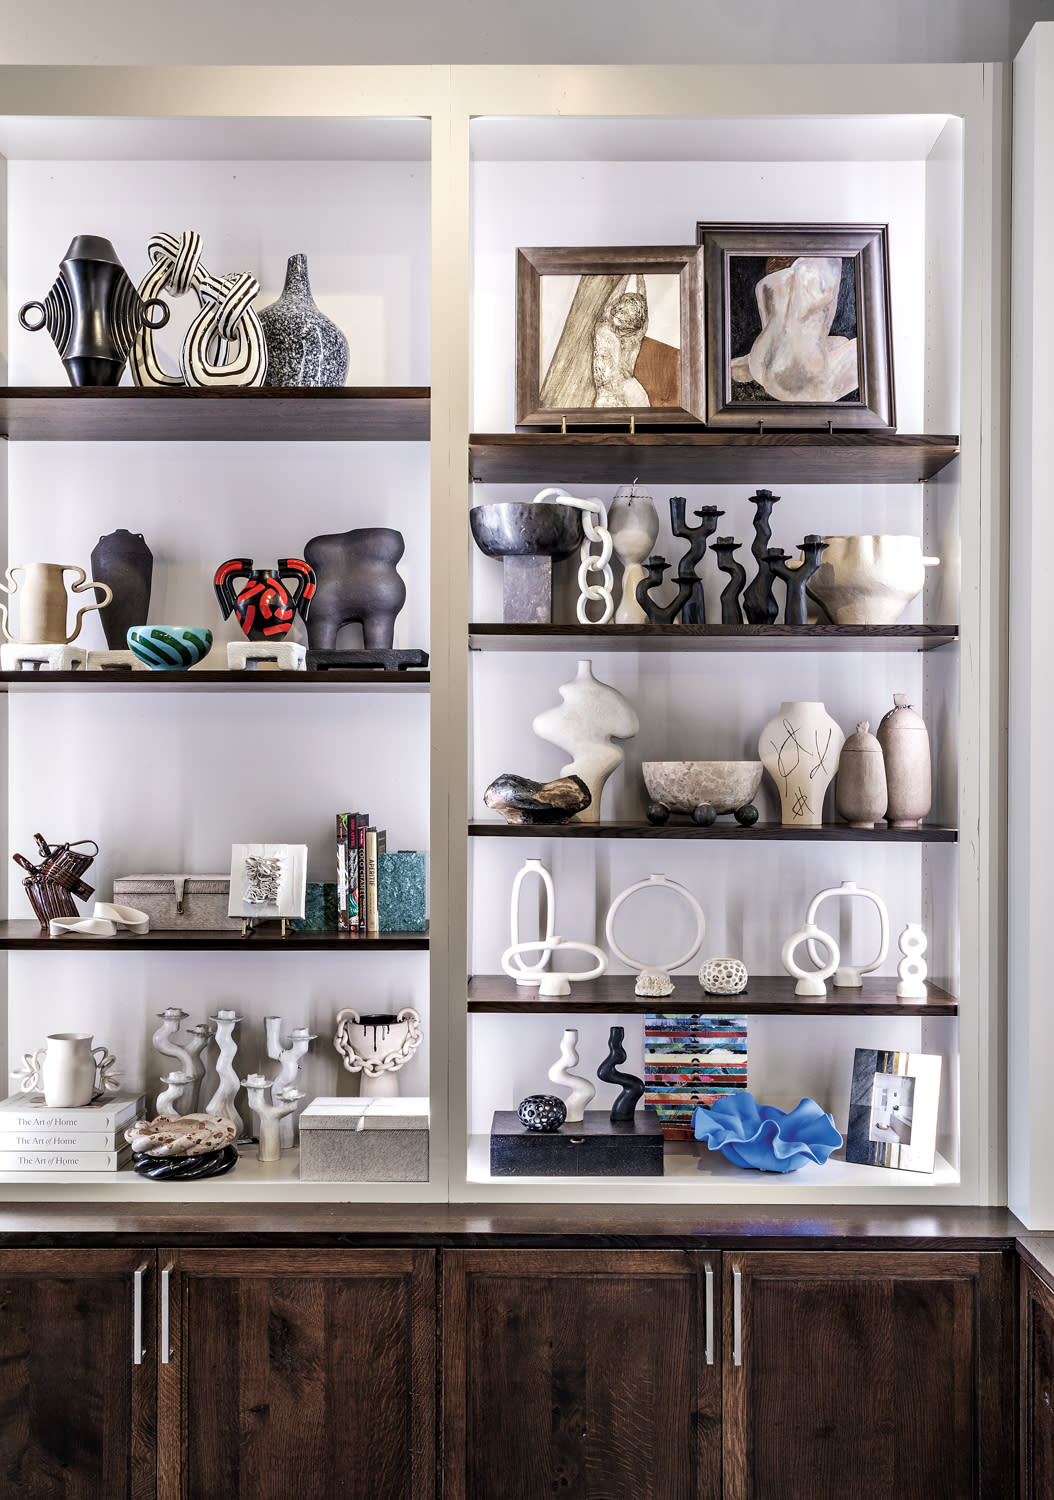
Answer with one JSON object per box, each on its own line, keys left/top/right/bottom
{"left": 299, "top": 1097, "right": 429, "bottom": 1182}
{"left": 112, "top": 874, "right": 240, "bottom": 931}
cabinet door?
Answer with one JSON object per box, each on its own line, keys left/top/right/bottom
{"left": 0, "top": 1247, "right": 156, "bottom": 1500}
{"left": 159, "top": 1248, "right": 434, "bottom": 1500}
{"left": 1022, "top": 1264, "right": 1054, "bottom": 1499}
{"left": 724, "top": 1250, "right": 1014, "bottom": 1500}
{"left": 442, "top": 1249, "right": 720, "bottom": 1500}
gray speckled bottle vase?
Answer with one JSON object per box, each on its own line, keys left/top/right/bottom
{"left": 257, "top": 253, "right": 349, "bottom": 387}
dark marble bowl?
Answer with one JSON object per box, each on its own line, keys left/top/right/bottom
{"left": 470, "top": 502, "right": 583, "bottom": 559}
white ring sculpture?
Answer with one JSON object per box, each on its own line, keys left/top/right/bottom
{"left": 781, "top": 922, "right": 840, "bottom": 998}
{"left": 805, "top": 880, "right": 889, "bottom": 988}
{"left": 508, "top": 858, "right": 556, "bottom": 986}
{"left": 501, "top": 937, "right": 607, "bottom": 997}
{"left": 604, "top": 873, "right": 705, "bottom": 997}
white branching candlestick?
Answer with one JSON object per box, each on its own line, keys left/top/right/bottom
{"left": 265, "top": 1017, "right": 316, "bottom": 1147}
{"left": 205, "top": 1010, "right": 243, "bottom": 1137}
{"left": 151, "top": 1007, "right": 195, "bottom": 1114}
{"left": 242, "top": 1074, "right": 305, "bottom": 1163}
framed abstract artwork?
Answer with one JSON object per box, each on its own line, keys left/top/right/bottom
{"left": 228, "top": 842, "right": 308, "bottom": 922}
{"left": 696, "top": 222, "right": 896, "bottom": 430}
{"left": 845, "top": 1047, "right": 941, "bottom": 1173}
{"left": 515, "top": 245, "right": 705, "bottom": 427}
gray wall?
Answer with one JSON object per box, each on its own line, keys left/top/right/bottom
{"left": 0, "top": 0, "right": 1047, "bottom": 64}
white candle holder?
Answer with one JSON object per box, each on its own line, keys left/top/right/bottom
{"left": 265, "top": 1017, "right": 316, "bottom": 1146}
{"left": 205, "top": 1009, "right": 244, "bottom": 1136}
{"left": 508, "top": 858, "right": 556, "bottom": 986}
{"left": 896, "top": 923, "right": 929, "bottom": 998}
{"left": 806, "top": 880, "right": 890, "bottom": 988}
{"left": 604, "top": 873, "right": 705, "bottom": 997}
{"left": 242, "top": 1074, "right": 305, "bottom": 1163}
{"left": 501, "top": 936, "right": 607, "bottom": 997}
{"left": 782, "top": 922, "right": 840, "bottom": 997}
{"left": 547, "top": 1029, "right": 596, "bottom": 1123}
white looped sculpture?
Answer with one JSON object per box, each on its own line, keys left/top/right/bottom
{"left": 781, "top": 922, "right": 840, "bottom": 997}
{"left": 533, "top": 488, "right": 614, "bottom": 624}
{"left": 547, "top": 1028, "right": 596, "bottom": 1122}
{"left": 896, "top": 922, "right": 929, "bottom": 998}
{"left": 604, "top": 873, "right": 706, "bottom": 997}
{"left": 508, "top": 858, "right": 556, "bottom": 986}
{"left": 805, "top": 880, "right": 890, "bottom": 988}
{"left": 501, "top": 936, "right": 607, "bottom": 996}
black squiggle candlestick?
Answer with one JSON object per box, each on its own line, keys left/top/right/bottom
{"left": 742, "top": 489, "right": 781, "bottom": 624}
{"left": 597, "top": 1026, "right": 645, "bottom": 1122}
{"left": 636, "top": 556, "right": 695, "bottom": 624}
{"left": 713, "top": 536, "right": 746, "bottom": 625}
{"left": 670, "top": 498, "right": 724, "bottom": 625}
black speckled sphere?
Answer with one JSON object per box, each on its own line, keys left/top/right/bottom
{"left": 691, "top": 802, "right": 717, "bottom": 826}
{"left": 646, "top": 801, "right": 670, "bottom": 825}
{"left": 517, "top": 1095, "right": 567, "bottom": 1132}
{"left": 734, "top": 803, "right": 760, "bottom": 827}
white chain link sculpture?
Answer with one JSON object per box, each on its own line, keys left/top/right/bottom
{"left": 532, "top": 487, "right": 614, "bottom": 624}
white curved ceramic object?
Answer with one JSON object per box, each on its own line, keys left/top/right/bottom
{"left": 806, "top": 880, "right": 889, "bottom": 988}
{"left": 605, "top": 874, "right": 705, "bottom": 997}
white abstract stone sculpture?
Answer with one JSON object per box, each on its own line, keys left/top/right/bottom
{"left": 125, "top": 1112, "right": 236, "bottom": 1157}
{"left": 605, "top": 873, "right": 705, "bottom": 997}
{"left": 806, "top": 881, "right": 890, "bottom": 988}
{"left": 547, "top": 1029, "right": 596, "bottom": 1123}
{"left": 333, "top": 1007, "right": 423, "bottom": 1098}
{"left": 610, "top": 482, "right": 659, "bottom": 624}
{"left": 501, "top": 937, "right": 607, "bottom": 996}
{"left": 896, "top": 923, "right": 929, "bottom": 998}
{"left": 508, "top": 858, "right": 556, "bottom": 986}
{"left": 782, "top": 922, "right": 840, "bottom": 997}
{"left": 205, "top": 1009, "right": 244, "bottom": 1136}
{"left": 242, "top": 1074, "right": 305, "bottom": 1163}
{"left": 265, "top": 1017, "right": 316, "bottom": 1146}
{"left": 533, "top": 659, "right": 639, "bottom": 823}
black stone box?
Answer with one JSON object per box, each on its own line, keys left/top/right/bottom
{"left": 489, "top": 1109, "right": 665, "bottom": 1177}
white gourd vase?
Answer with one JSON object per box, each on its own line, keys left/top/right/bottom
{"left": 806, "top": 881, "right": 890, "bottom": 988}
{"left": 610, "top": 483, "right": 659, "bottom": 624}
{"left": 547, "top": 1029, "right": 596, "bottom": 1123}
{"left": 532, "top": 659, "right": 639, "bottom": 823}
{"left": 508, "top": 858, "right": 556, "bottom": 986}
{"left": 759, "top": 700, "right": 845, "bottom": 827}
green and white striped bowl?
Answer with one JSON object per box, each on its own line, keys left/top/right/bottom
{"left": 127, "top": 626, "right": 213, "bottom": 671}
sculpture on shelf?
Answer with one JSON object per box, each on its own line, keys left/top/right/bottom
{"left": 501, "top": 936, "right": 607, "bottom": 997}
{"left": 130, "top": 229, "right": 267, "bottom": 389}
{"left": 151, "top": 1007, "right": 198, "bottom": 1115}
{"left": 214, "top": 558, "right": 316, "bottom": 644}
{"left": 204, "top": 1010, "right": 244, "bottom": 1137}
{"left": 126, "top": 1113, "right": 238, "bottom": 1180}
{"left": 698, "top": 957, "right": 749, "bottom": 995}
{"left": 547, "top": 1029, "right": 596, "bottom": 1123}
{"left": 896, "top": 923, "right": 929, "bottom": 998}
{"left": 596, "top": 1026, "right": 645, "bottom": 1122}
{"left": 670, "top": 497, "right": 724, "bottom": 624}
{"left": 805, "top": 536, "right": 941, "bottom": 626}
{"left": 691, "top": 1092, "right": 842, "bottom": 1172}
{"left": 257, "top": 253, "right": 349, "bottom": 387}
{"left": 781, "top": 920, "right": 840, "bottom": 997}
{"left": 610, "top": 482, "right": 659, "bottom": 624}
{"left": 532, "top": 659, "right": 639, "bottom": 822}
{"left": 242, "top": 1074, "right": 306, "bottom": 1162}
{"left": 758, "top": 700, "right": 845, "bottom": 827}
{"left": 127, "top": 626, "right": 213, "bottom": 670}
{"left": 876, "top": 694, "right": 932, "bottom": 828}
{"left": 806, "top": 881, "right": 890, "bottom": 988}
{"left": 265, "top": 1017, "right": 316, "bottom": 1146}
{"left": 18, "top": 1033, "right": 119, "bottom": 1108}
{"left": 604, "top": 873, "right": 706, "bottom": 997}
{"left": 470, "top": 499, "right": 582, "bottom": 624}
{"left": 767, "top": 535, "right": 827, "bottom": 625}
{"left": 0, "top": 564, "right": 112, "bottom": 646}
{"left": 742, "top": 489, "right": 781, "bottom": 624}
{"left": 635, "top": 555, "right": 694, "bottom": 624}
{"left": 484, "top": 772, "right": 591, "bottom": 825}
{"left": 303, "top": 528, "right": 407, "bottom": 652}
{"left": 508, "top": 858, "right": 556, "bottom": 986}
{"left": 517, "top": 1095, "right": 567, "bottom": 1132}
{"left": 835, "top": 721, "right": 888, "bottom": 828}
{"left": 19, "top": 234, "right": 170, "bottom": 386}
{"left": 13, "top": 832, "right": 97, "bottom": 930}
{"left": 713, "top": 537, "right": 746, "bottom": 625}
{"left": 642, "top": 761, "right": 762, "bottom": 828}
{"left": 90, "top": 530, "right": 153, "bottom": 651}
{"left": 157, "top": 1070, "right": 194, "bottom": 1116}
{"left": 333, "top": 1007, "right": 423, "bottom": 1097}
{"left": 542, "top": 491, "right": 614, "bottom": 624}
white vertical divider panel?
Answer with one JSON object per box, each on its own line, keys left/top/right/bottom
{"left": 1009, "top": 25, "right": 1053, "bottom": 1227}
{"left": 0, "top": 144, "right": 7, "bottom": 1099}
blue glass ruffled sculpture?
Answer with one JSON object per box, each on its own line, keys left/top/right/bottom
{"left": 691, "top": 1092, "right": 842, "bottom": 1172}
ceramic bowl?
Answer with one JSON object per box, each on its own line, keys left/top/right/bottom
{"left": 691, "top": 1092, "right": 843, "bottom": 1172}
{"left": 642, "top": 761, "right": 763, "bottom": 814}
{"left": 470, "top": 502, "right": 583, "bottom": 559}
{"left": 127, "top": 626, "right": 213, "bottom": 670}
{"left": 804, "top": 535, "right": 940, "bottom": 625}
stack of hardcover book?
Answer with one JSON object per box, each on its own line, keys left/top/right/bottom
{"left": 0, "top": 1091, "right": 145, "bottom": 1172}
{"left": 336, "top": 812, "right": 386, "bottom": 934}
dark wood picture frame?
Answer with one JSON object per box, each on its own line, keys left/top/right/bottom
{"left": 696, "top": 223, "right": 896, "bottom": 430}
{"left": 515, "top": 245, "right": 705, "bottom": 428}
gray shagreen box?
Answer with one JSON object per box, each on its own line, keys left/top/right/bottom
{"left": 298, "top": 1097, "right": 429, "bottom": 1182}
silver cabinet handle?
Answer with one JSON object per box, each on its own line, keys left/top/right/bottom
{"left": 161, "top": 1263, "right": 173, "bottom": 1364}
{"left": 732, "top": 1265, "right": 743, "bottom": 1367}
{"left": 133, "top": 1263, "right": 147, "bottom": 1365}
{"left": 704, "top": 1262, "right": 715, "bottom": 1366}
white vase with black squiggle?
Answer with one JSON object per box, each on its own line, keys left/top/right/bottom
{"left": 258, "top": 254, "right": 349, "bottom": 388}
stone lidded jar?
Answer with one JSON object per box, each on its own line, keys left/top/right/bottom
{"left": 835, "top": 720, "right": 888, "bottom": 829}
{"left": 90, "top": 529, "right": 153, "bottom": 649}
{"left": 257, "top": 253, "right": 349, "bottom": 388}
{"left": 876, "top": 693, "right": 932, "bottom": 828}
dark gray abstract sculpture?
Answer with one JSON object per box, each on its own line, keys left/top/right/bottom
{"left": 742, "top": 489, "right": 781, "bottom": 625}
{"left": 597, "top": 1026, "right": 645, "bottom": 1122}
{"left": 635, "top": 556, "right": 694, "bottom": 624}
{"left": 670, "top": 498, "right": 724, "bottom": 624}
{"left": 768, "top": 535, "right": 828, "bottom": 625}
{"left": 713, "top": 537, "right": 746, "bottom": 625}
{"left": 304, "top": 527, "right": 407, "bottom": 651}
{"left": 90, "top": 529, "right": 153, "bottom": 649}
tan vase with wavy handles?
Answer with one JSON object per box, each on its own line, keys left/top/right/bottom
{"left": 0, "top": 563, "right": 113, "bottom": 644}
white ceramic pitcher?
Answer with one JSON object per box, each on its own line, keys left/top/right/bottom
{"left": 0, "top": 563, "right": 113, "bottom": 644}
{"left": 26, "top": 1033, "right": 115, "bottom": 1107}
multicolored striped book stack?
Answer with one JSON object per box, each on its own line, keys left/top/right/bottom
{"left": 644, "top": 1014, "right": 748, "bottom": 1140}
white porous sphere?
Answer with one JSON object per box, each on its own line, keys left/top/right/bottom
{"left": 698, "top": 957, "right": 749, "bottom": 995}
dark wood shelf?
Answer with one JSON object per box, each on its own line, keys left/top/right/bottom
{"left": 469, "top": 431, "right": 960, "bottom": 485}
{"left": 0, "top": 669, "right": 429, "bottom": 693}
{"left": 470, "top": 623, "right": 957, "bottom": 653}
{"left": 467, "top": 973, "right": 958, "bottom": 1016}
{"left": 0, "top": 387, "right": 430, "bottom": 442}
{"left": 469, "top": 820, "right": 957, "bottom": 842}
{"left": 0, "top": 921, "right": 428, "bottom": 951}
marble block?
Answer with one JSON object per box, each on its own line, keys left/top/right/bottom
{"left": 227, "top": 641, "right": 306, "bottom": 671}
{"left": 378, "top": 852, "right": 427, "bottom": 932}
{"left": 1, "top": 643, "right": 86, "bottom": 672}
{"left": 298, "top": 1096, "right": 429, "bottom": 1182}
{"left": 292, "top": 881, "right": 339, "bottom": 931}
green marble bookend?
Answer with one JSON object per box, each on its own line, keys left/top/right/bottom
{"left": 378, "top": 852, "right": 427, "bottom": 932}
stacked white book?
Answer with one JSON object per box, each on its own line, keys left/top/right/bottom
{"left": 0, "top": 1092, "right": 146, "bottom": 1172}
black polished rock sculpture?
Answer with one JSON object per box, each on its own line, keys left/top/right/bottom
{"left": 483, "top": 772, "right": 592, "bottom": 825}
{"left": 132, "top": 1145, "right": 239, "bottom": 1179}
{"left": 597, "top": 1026, "right": 645, "bottom": 1122}
{"left": 713, "top": 536, "right": 746, "bottom": 625}
{"left": 670, "top": 498, "right": 724, "bottom": 624}
{"left": 742, "top": 489, "right": 781, "bottom": 625}
{"left": 635, "top": 556, "right": 694, "bottom": 624}
{"left": 517, "top": 1095, "right": 567, "bottom": 1132}
{"left": 304, "top": 528, "right": 407, "bottom": 651}
{"left": 90, "top": 529, "right": 153, "bottom": 650}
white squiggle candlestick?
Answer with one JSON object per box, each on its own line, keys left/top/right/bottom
{"left": 547, "top": 1029, "right": 596, "bottom": 1123}
{"left": 157, "top": 1070, "right": 194, "bottom": 1116}
{"left": 152, "top": 1007, "right": 195, "bottom": 1114}
{"left": 205, "top": 1010, "right": 243, "bottom": 1137}
{"left": 183, "top": 1023, "right": 214, "bottom": 1113}
{"left": 265, "top": 1017, "right": 316, "bottom": 1146}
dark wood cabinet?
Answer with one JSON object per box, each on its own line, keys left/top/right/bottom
{"left": 1021, "top": 1264, "right": 1054, "bottom": 1498}
{"left": 723, "top": 1250, "right": 1015, "bottom": 1500}
{"left": 0, "top": 1248, "right": 156, "bottom": 1500}
{"left": 442, "top": 1249, "right": 721, "bottom": 1500}
{"left": 158, "top": 1248, "right": 435, "bottom": 1500}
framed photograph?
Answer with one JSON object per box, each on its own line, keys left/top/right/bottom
{"left": 696, "top": 223, "right": 895, "bottom": 430}
{"left": 229, "top": 842, "right": 308, "bottom": 921}
{"left": 845, "top": 1048, "right": 941, "bottom": 1173}
{"left": 515, "top": 246, "right": 705, "bottom": 428}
